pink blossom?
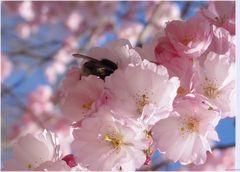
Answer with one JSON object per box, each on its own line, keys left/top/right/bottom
{"left": 200, "top": 1, "right": 235, "bottom": 35}
{"left": 45, "top": 47, "right": 74, "bottom": 84}
{"left": 105, "top": 60, "right": 179, "bottom": 127}
{"left": 16, "top": 23, "right": 32, "bottom": 39}
{"left": 118, "top": 22, "right": 143, "bottom": 46}
{"left": 66, "top": 12, "right": 83, "bottom": 32}
{"left": 86, "top": 39, "right": 142, "bottom": 70}
{"left": 185, "top": 147, "right": 235, "bottom": 170}
{"left": 26, "top": 85, "right": 54, "bottom": 118}
{"left": 60, "top": 74, "right": 104, "bottom": 122}
{"left": 207, "top": 26, "right": 235, "bottom": 62}
{"left": 1, "top": 54, "right": 12, "bottom": 82}
{"left": 154, "top": 36, "right": 194, "bottom": 96}
{"left": 165, "top": 15, "right": 212, "bottom": 58}
{"left": 71, "top": 115, "right": 147, "bottom": 171}
{"left": 135, "top": 33, "right": 161, "bottom": 63}
{"left": 18, "top": 1, "right": 35, "bottom": 21}
{"left": 152, "top": 95, "right": 220, "bottom": 165}
{"left": 27, "top": 85, "right": 54, "bottom": 116}
{"left": 151, "top": 2, "right": 180, "bottom": 29}
{"left": 61, "top": 67, "right": 81, "bottom": 90}
{"left": 3, "top": 130, "right": 62, "bottom": 171}
{"left": 192, "top": 52, "right": 235, "bottom": 118}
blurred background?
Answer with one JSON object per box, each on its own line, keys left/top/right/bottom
{"left": 1, "top": 1, "right": 235, "bottom": 170}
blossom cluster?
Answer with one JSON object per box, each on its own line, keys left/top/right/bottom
{"left": 2, "top": 1, "right": 235, "bottom": 171}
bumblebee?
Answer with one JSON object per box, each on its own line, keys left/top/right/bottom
{"left": 72, "top": 53, "right": 118, "bottom": 80}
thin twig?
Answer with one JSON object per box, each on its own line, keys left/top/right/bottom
{"left": 212, "top": 143, "right": 235, "bottom": 150}
{"left": 181, "top": 1, "right": 193, "bottom": 18}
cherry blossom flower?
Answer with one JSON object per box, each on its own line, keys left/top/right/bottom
{"left": 60, "top": 71, "right": 104, "bottom": 122}
{"left": 152, "top": 95, "right": 220, "bottom": 165}
{"left": 66, "top": 11, "right": 84, "bottom": 32}
{"left": 3, "top": 130, "right": 65, "bottom": 171}
{"left": 18, "top": 1, "right": 35, "bottom": 21}
{"left": 118, "top": 22, "right": 143, "bottom": 46}
{"left": 151, "top": 2, "right": 180, "bottom": 30}
{"left": 206, "top": 26, "right": 235, "bottom": 62}
{"left": 154, "top": 36, "right": 194, "bottom": 96}
{"left": 27, "top": 85, "right": 54, "bottom": 115}
{"left": 165, "top": 15, "right": 212, "bottom": 58}
{"left": 61, "top": 67, "right": 81, "bottom": 90}
{"left": 45, "top": 47, "right": 74, "bottom": 84}
{"left": 1, "top": 54, "right": 12, "bottom": 82}
{"left": 105, "top": 59, "right": 179, "bottom": 127}
{"left": 192, "top": 52, "right": 235, "bottom": 118}
{"left": 200, "top": 1, "right": 235, "bottom": 35}
{"left": 135, "top": 32, "right": 161, "bottom": 63}
{"left": 71, "top": 114, "right": 147, "bottom": 171}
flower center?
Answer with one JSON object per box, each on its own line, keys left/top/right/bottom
{"left": 136, "top": 94, "right": 149, "bottom": 114}
{"left": 81, "top": 101, "right": 93, "bottom": 110}
{"left": 27, "top": 164, "right": 32, "bottom": 170}
{"left": 203, "top": 86, "right": 219, "bottom": 99}
{"left": 202, "top": 77, "right": 219, "bottom": 99}
{"left": 177, "top": 86, "right": 187, "bottom": 96}
{"left": 104, "top": 133, "right": 123, "bottom": 149}
{"left": 181, "top": 36, "right": 194, "bottom": 46}
{"left": 215, "top": 15, "right": 227, "bottom": 26}
{"left": 179, "top": 117, "right": 199, "bottom": 134}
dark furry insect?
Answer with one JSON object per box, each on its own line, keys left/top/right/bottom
{"left": 72, "top": 53, "right": 118, "bottom": 80}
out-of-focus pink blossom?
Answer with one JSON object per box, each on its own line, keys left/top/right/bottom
{"left": 3, "top": 130, "right": 61, "bottom": 171}
{"left": 185, "top": 147, "right": 235, "bottom": 170}
{"left": 200, "top": 1, "right": 235, "bottom": 35}
{"left": 1, "top": 54, "right": 12, "bottom": 82}
{"left": 27, "top": 85, "right": 54, "bottom": 115}
{"left": 192, "top": 52, "right": 235, "bottom": 118}
{"left": 66, "top": 12, "right": 83, "bottom": 32}
{"left": 105, "top": 60, "right": 179, "bottom": 127}
{"left": 118, "top": 22, "right": 143, "bottom": 46}
{"left": 152, "top": 95, "right": 220, "bottom": 165}
{"left": 60, "top": 73, "right": 104, "bottom": 122}
{"left": 18, "top": 1, "right": 35, "bottom": 21}
{"left": 151, "top": 2, "right": 180, "bottom": 29}
{"left": 15, "top": 23, "right": 32, "bottom": 39}
{"left": 45, "top": 47, "right": 74, "bottom": 84}
{"left": 71, "top": 115, "right": 147, "bottom": 171}
{"left": 165, "top": 15, "right": 212, "bottom": 58}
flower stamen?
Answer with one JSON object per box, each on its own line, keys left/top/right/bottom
{"left": 136, "top": 94, "right": 149, "bottom": 114}
{"left": 81, "top": 101, "right": 93, "bottom": 110}
{"left": 104, "top": 133, "right": 123, "bottom": 149}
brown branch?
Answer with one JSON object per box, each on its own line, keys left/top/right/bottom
{"left": 181, "top": 1, "right": 193, "bottom": 18}
{"left": 212, "top": 143, "right": 235, "bottom": 150}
